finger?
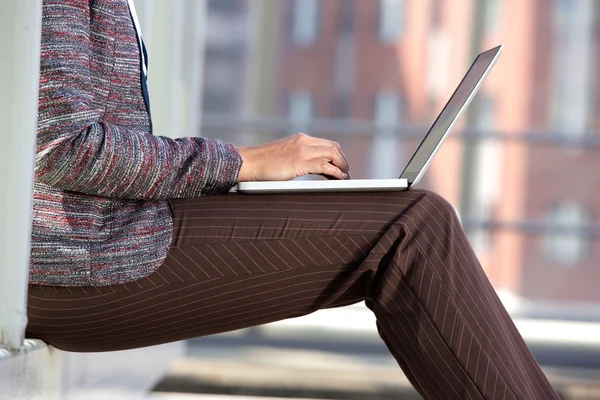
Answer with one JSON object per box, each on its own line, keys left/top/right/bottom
{"left": 304, "top": 137, "right": 350, "bottom": 170}
{"left": 307, "top": 145, "right": 350, "bottom": 174}
{"left": 305, "top": 159, "right": 349, "bottom": 180}
{"left": 318, "top": 159, "right": 349, "bottom": 180}
{"left": 322, "top": 139, "right": 350, "bottom": 166}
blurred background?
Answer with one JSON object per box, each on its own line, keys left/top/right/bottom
{"left": 131, "top": 0, "right": 600, "bottom": 398}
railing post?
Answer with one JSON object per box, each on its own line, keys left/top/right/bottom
{"left": 0, "top": 0, "right": 43, "bottom": 350}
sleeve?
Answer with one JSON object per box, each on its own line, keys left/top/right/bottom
{"left": 35, "top": 0, "right": 242, "bottom": 200}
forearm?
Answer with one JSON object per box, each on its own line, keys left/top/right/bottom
{"left": 36, "top": 122, "right": 242, "bottom": 199}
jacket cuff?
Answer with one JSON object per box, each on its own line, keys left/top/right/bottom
{"left": 197, "top": 138, "right": 242, "bottom": 195}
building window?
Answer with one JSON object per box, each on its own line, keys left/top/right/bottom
{"left": 208, "top": 0, "right": 244, "bottom": 15}
{"left": 430, "top": 0, "right": 442, "bottom": 29}
{"left": 551, "top": 0, "right": 595, "bottom": 137}
{"left": 332, "top": 95, "right": 351, "bottom": 119}
{"left": 371, "top": 90, "right": 403, "bottom": 178}
{"left": 544, "top": 202, "right": 591, "bottom": 266}
{"left": 379, "top": 0, "right": 404, "bottom": 43}
{"left": 374, "top": 90, "right": 401, "bottom": 126}
{"left": 475, "top": 95, "right": 497, "bottom": 132}
{"left": 203, "top": 88, "right": 236, "bottom": 113}
{"left": 470, "top": 95, "right": 500, "bottom": 255}
{"left": 483, "top": 0, "right": 502, "bottom": 34}
{"left": 204, "top": 57, "right": 239, "bottom": 90}
{"left": 425, "top": 28, "right": 449, "bottom": 103}
{"left": 338, "top": 0, "right": 354, "bottom": 36}
{"left": 292, "top": 0, "right": 319, "bottom": 46}
{"left": 288, "top": 91, "right": 314, "bottom": 134}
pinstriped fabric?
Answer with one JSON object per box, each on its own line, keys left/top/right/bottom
{"left": 31, "top": 0, "right": 241, "bottom": 286}
{"left": 26, "top": 190, "right": 559, "bottom": 399}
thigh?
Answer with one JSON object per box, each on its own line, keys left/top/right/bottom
{"left": 26, "top": 190, "right": 431, "bottom": 352}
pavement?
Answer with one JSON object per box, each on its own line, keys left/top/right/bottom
{"left": 151, "top": 303, "right": 600, "bottom": 400}
{"left": 153, "top": 343, "right": 417, "bottom": 399}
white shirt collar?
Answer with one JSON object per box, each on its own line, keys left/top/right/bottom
{"left": 126, "top": 0, "right": 147, "bottom": 76}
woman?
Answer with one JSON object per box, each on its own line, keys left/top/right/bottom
{"left": 26, "top": 1, "right": 559, "bottom": 399}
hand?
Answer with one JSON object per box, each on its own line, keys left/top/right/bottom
{"left": 236, "top": 133, "right": 351, "bottom": 182}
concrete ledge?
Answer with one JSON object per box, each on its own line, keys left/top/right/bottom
{"left": 0, "top": 338, "right": 48, "bottom": 360}
{"left": 148, "top": 394, "right": 327, "bottom": 400}
{"left": 0, "top": 339, "right": 59, "bottom": 399}
{"left": 1, "top": 339, "right": 185, "bottom": 400}
{"left": 175, "top": 303, "right": 600, "bottom": 398}
{"left": 155, "top": 345, "right": 418, "bottom": 400}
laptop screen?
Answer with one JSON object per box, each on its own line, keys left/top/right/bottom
{"left": 400, "top": 46, "right": 502, "bottom": 184}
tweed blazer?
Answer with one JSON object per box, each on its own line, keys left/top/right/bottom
{"left": 31, "top": 0, "right": 242, "bottom": 286}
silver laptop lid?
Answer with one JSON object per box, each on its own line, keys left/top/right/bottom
{"left": 400, "top": 45, "right": 503, "bottom": 186}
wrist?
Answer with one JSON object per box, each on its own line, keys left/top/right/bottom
{"left": 236, "top": 146, "right": 255, "bottom": 182}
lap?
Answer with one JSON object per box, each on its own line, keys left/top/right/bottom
{"left": 169, "top": 189, "right": 443, "bottom": 248}
{"left": 26, "top": 189, "right": 452, "bottom": 351}
{"left": 160, "top": 189, "right": 448, "bottom": 286}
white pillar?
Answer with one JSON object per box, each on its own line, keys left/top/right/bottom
{"left": 183, "top": 0, "right": 207, "bottom": 138}
{"left": 136, "top": 0, "right": 207, "bottom": 138}
{"left": 0, "top": 0, "right": 43, "bottom": 350}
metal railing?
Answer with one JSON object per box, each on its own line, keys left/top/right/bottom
{"left": 201, "top": 113, "right": 600, "bottom": 240}
{"left": 200, "top": 113, "right": 600, "bottom": 147}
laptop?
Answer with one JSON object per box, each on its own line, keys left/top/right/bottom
{"left": 236, "top": 45, "right": 503, "bottom": 194}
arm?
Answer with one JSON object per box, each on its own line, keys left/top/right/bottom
{"left": 35, "top": 0, "right": 241, "bottom": 200}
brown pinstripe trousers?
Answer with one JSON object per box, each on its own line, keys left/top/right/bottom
{"left": 26, "top": 189, "right": 559, "bottom": 399}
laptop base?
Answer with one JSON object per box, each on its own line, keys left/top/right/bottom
{"left": 235, "top": 179, "right": 409, "bottom": 194}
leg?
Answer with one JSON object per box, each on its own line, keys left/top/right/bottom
{"left": 26, "top": 190, "right": 557, "bottom": 399}
{"left": 362, "top": 192, "right": 557, "bottom": 399}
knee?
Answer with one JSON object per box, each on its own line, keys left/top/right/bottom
{"left": 399, "top": 189, "right": 462, "bottom": 227}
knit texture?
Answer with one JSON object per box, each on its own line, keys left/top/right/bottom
{"left": 31, "top": 0, "right": 242, "bottom": 286}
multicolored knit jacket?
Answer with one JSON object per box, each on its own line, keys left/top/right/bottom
{"left": 31, "top": 0, "right": 242, "bottom": 286}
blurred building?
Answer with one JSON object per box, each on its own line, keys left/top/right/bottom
{"left": 202, "top": 0, "right": 251, "bottom": 143}
{"left": 202, "top": 0, "right": 284, "bottom": 145}
{"left": 201, "top": 0, "right": 600, "bottom": 304}
{"left": 511, "top": 0, "right": 600, "bottom": 303}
